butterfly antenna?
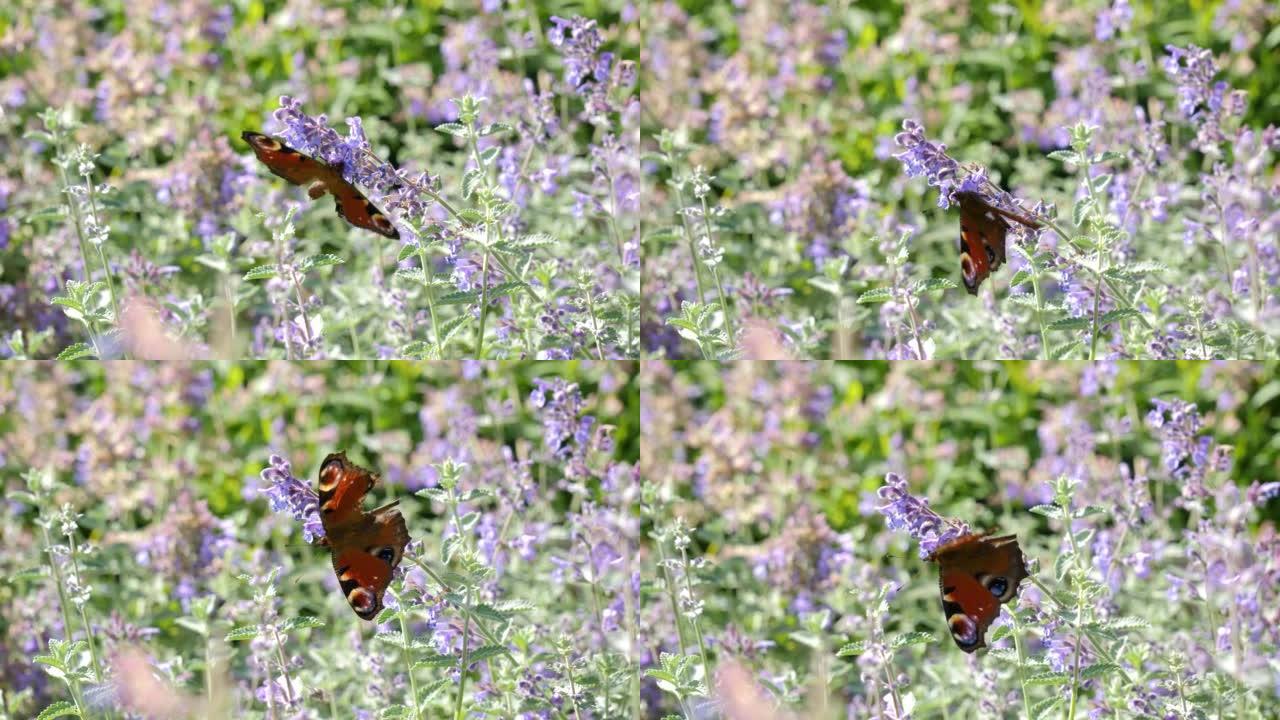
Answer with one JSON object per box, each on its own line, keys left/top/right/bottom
{"left": 978, "top": 178, "right": 1044, "bottom": 228}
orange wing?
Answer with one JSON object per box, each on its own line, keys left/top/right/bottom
{"left": 242, "top": 131, "right": 399, "bottom": 239}
{"left": 929, "top": 533, "right": 1028, "bottom": 652}
{"left": 316, "top": 452, "right": 377, "bottom": 529}
{"left": 315, "top": 452, "right": 411, "bottom": 620}
{"left": 956, "top": 192, "right": 1009, "bottom": 295}
{"left": 329, "top": 503, "right": 410, "bottom": 620}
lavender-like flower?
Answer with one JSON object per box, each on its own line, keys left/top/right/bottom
{"left": 269, "top": 96, "right": 440, "bottom": 233}
{"left": 876, "top": 472, "right": 971, "bottom": 558}
{"left": 893, "top": 119, "right": 961, "bottom": 208}
{"left": 259, "top": 453, "right": 323, "bottom": 542}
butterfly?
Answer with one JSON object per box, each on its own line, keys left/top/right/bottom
{"left": 926, "top": 533, "right": 1028, "bottom": 652}
{"left": 954, "top": 191, "right": 1041, "bottom": 295}
{"left": 312, "top": 452, "right": 410, "bottom": 620}
{"left": 242, "top": 131, "right": 400, "bottom": 239}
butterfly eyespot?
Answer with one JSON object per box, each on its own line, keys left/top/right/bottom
{"left": 959, "top": 253, "right": 975, "bottom": 281}
{"left": 948, "top": 613, "right": 979, "bottom": 646}
{"left": 374, "top": 546, "right": 396, "bottom": 563}
{"left": 984, "top": 575, "right": 1010, "bottom": 599}
{"left": 985, "top": 245, "right": 996, "bottom": 264}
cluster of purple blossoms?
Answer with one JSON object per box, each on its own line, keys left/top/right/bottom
{"left": 1144, "top": 398, "right": 1233, "bottom": 507}
{"left": 876, "top": 472, "right": 971, "bottom": 559}
{"left": 134, "top": 490, "right": 236, "bottom": 608}
{"left": 269, "top": 96, "right": 441, "bottom": 234}
{"left": 1094, "top": 0, "right": 1133, "bottom": 41}
{"left": 893, "top": 119, "right": 961, "bottom": 208}
{"left": 529, "top": 377, "right": 595, "bottom": 464}
{"left": 547, "top": 16, "right": 612, "bottom": 95}
{"left": 1161, "top": 44, "right": 1249, "bottom": 150}
{"left": 258, "top": 453, "right": 323, "bottom": 542}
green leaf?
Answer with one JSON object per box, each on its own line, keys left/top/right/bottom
{"left": 1099, "top": 308, "right": 1141, "bottom": 325}
{"left": 398, "top": 243, "right": 421, "bottom": 262}
{"left": 56, "top": 342, "right": 96, "bottom": 360}
{"left": 889, "top": 631, "right": 935, "bottom": 649}
{"left": 411, "top": 653, "right": 457, "bottom": 670}
{"left": 836, "top": 641, "right": 867, "bottom": 656}
{"left": 394, "top": 266, "right": 428, "bottom": 284}
{"left": 401, "top": 340, "right": 435, "bottom": 359}
{"left": 224, "top": 624, "right": 261, "bottom": 642}
{"left": 1081, "top": 662, "right": 1121, "bottom": 679}
{"left": 300, "top": 254, "right": 345, "bottom": 273}
{"left": 243, "top": 264, "right": 278, "bottom": 281}
{"left": 379, "top": 705, "right": 411, "bottom": 719}
{"left": 35, "top": 701, "right": 80, "bottom": 720}
{"left": 513, "top": 233, "right": 557, "bottom": 250}
{"left": 1071, "top": 199, "right": 1092, "bottom": 227}
{"left": 1029, "top": 504, "right": 1065, "bottom": 519}
{"left": 439, "top": 315, "right": 470, "bottom": 348}
{"left": 1031, "top": 696, "right": 1063, "bottom": 720}
{"left": 1025, "top": 671, "right": 1071, "bottom": 685}
{"left": 374, "top": 607, "right": 401, "bottom": 625}
{"left": 808, "top": 277, "right": 841, "bottom": 296}
{"left": 856, "top": 287, "right": 895, "bottom": 304}
{"left": 1047, "top": 150, "right": 1079, "bottom": 163}
{"left": 478, "top": 122, "right": 514, "bottom": 137}
{"left": 916, "top": 277, "right": 957, "bottom": 294}
{"left": 435, "top": 122, "right": 468, "bottom": 137}
{"left": 28, "top": 206, "right": 65, "bottom": 221}
{"left": 464, "top": 644, "right": 508, "bottom": 666}
{"left": 1008, "top": 270, "right": 1032, "bottom": 288}
{"left": 282, "top": 616, "right": 324, "bottom": 632}
{"left": 1047, "top": 316, "right": 1091, "bottom": 331}
{"left": 1049, "top": 340, "right": 1082, "bottom": 359}
{"left": 438, "top": 289, "right": 481, "bottom": 305}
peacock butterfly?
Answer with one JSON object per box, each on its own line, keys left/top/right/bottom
{"left": 926, "top": 533, "right": 1028, "bottom": 652}
{"left": 312, "top": 452, "right": 410, "bottom": 620}
{"left": 242, "top": 131, "right": 400, "bottom": 239}
{"left": 954, "top": 191, "right": 1041, "bottom": 295}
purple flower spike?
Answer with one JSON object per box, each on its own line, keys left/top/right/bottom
{"left": 259, "top": 453, "right": 324, "bottom": 542}
{"left": 893, "top": 119, "right": 962, "bottom": 208}
{"left": 877, "top": 472, "right": 970, "bottom": 558}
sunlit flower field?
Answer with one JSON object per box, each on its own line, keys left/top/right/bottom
{"left": 0, "top": 2, "right": 639, "bottom": 360}
{"left": 640, "top": 2, "right": 1279, "bottom": 359}
{"left": 0, "top": 361, "right": 639, "bottom": 719}
{"left": 639, "top": 361, "right": 1280, "bottom": 718}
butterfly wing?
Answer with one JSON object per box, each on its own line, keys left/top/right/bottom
{"left": 242, "top": 131, "right": 329, "bottom": 186}
{"left": 242, "top": 131, "right": 399, "bottom": 240}
{"left": 316, "top": 452, "right": 411, "bottom": 620}
{"left": 329, "top": 179, "right": 400, "bottom": 239}
{"left": 956, "top": 192, "right": 1011, "bottom": 296}
{"left": 931, "top": 534, "right": 1028, "bottom": 652}
{"left": 328, "top": 502, "right": 410, "bottom": 620}
{"left": 316, "top": 452, "right": 377, "bottom": 530}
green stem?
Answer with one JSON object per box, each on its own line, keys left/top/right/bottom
{"left": 673, "top": 185, "right": 707, "bottom": 304}
{"left": 677, "top": 543, "right": 711, "bottom": 687}
{"left": 416, "top": 244, "right": 443, "bottom": 356}
{"left": 82, "top": 174, "right": 121, "bottom": 331}
{"left": 476, "top": 247, "right": 491, "bottom": 358}
{"left": 700, "top": 196, "right": 735, "bottom": 341}
{"left": 63, "top": 534, "right": 103, "bottom": 684}
{"left": 1011, "top": 610, "right": 1034, "bottom": 720}
{"left": 453, "top": 590, "right": 473, "bottom": 720}
{"left": 399, "top": 604, "right": 421, "bottom": 720}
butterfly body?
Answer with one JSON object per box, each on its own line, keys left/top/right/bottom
{"left": 314, "top": 452, "right": 410, "bottom": 620}
{"left": 927, "top": 533, "right": 1027, "bottom": 652}
{"left": 955, "top": 191, "right": 1040, "bottom": 295}
{"left": 242, "top": 131, "right": 400, "bottom": 239}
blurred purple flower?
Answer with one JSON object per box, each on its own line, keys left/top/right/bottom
{"left": 893, "top": 119, "right": 961, "bottom": 208}
{"left": 259, "top": 453, "right": 323, "bottom": 542}
{"left": 877, "top": 472, "right": 970, "bottom": 558}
